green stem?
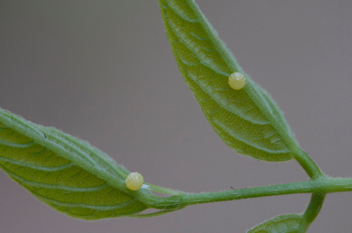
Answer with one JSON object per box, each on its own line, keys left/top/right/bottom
{"left": 141, "top": 177, "right": 352, "bottom": 209}
{"left": 302, "top": 193, "right": 325, "bottom": 225}
{"left": 292, "top": 148, "right": 323, "bottom": 179}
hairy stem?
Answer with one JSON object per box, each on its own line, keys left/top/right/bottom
{"left": 293, "top": 148, "right": 323, "bottom": 179}
{"left": 302, "top": 192, "right": 326, "bottom": 225}
{"left": 142, "top": 176, "right": 352, "bottom": 209}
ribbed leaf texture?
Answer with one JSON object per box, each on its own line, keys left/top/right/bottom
{"left": 247, "top": 214, "right": 306, "bottom": 233}
{"left": 158, "top": 0, "right": 297, "bottom": 161}
{"left": 0, "top": 108, "right": 149, "bottom": 219}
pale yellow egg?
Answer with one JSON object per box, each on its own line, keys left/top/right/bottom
{"left": 126, "top": 172, "right": 144, "bottom": 191}
{"left": 228, "top": 72, "right": 246, "bottom": 90}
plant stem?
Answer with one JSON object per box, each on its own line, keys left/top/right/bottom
{"left": 142, "top": 176, "right": 352, "bottom": 209}
{"left": 292, "top": 148, "right": 323, "bottom": 179}
{"left": 302, "top": 192, "right": 325, "bottom": 224}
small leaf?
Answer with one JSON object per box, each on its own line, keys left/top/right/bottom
{"left": 247, "top": 214, "right": 306, "bottom": 233}
{"left": 0, "top": 107, "right": 149, "bottom": 219}
{"left": 158, "top": 0, "right": 298, "bottom": 161}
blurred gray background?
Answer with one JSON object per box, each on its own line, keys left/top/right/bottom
{"left": 1, "top": 1, "right": 352, "bottom": 232}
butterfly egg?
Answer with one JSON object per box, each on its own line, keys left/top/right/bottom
{"left": 228, "top": 72, "right": 246, "bottom": 90}
{"left": 126, "top": 172, "right": 144, "bottom": 191}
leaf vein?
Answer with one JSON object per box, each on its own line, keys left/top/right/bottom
{"left": 165, "top": 0, "right": 198, "bottom": 23}
{"left": 212, "top": 118, "right": 289, "bottom": 154}
{"left": 0, "top": 139, "right": 35, "bottom": 148}
{"left": 0, "top": 156, "right": 72, "bottom": 171}
{"left": 7, "top": 170, "right": 109, "bottom": 192}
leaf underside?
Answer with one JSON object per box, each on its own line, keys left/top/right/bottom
{"left": 0, "top": 108, "right": 149, "bottom": 220}
{"left": 158, "top": 0, "right": 296, "bottom": 162}
{"left": 247, "top": 214, "right": 305, "bottom": 233}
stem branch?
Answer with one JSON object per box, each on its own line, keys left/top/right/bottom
{"left": 293, "top": 148, "right": 323, "bottom": 178}
{"left": 303, "top": 192, "right": 325, "bottom": 224}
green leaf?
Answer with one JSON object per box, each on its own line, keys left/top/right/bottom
{"left": 247, "top": 214, "right": 306, "bottom": 233}
{"left": 0, "top": 107, "right": 149, "bottom": 219}
{"left": 158, "top": 0, "right": 298, "bottom": 161}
